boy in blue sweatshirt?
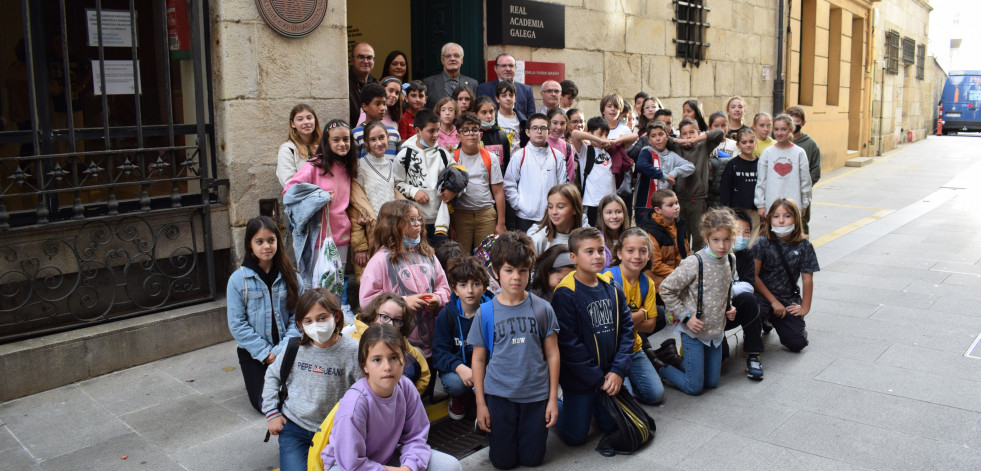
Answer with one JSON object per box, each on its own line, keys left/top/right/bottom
{"left": 432, "top": 256, "right": 493, "bottom": 420}
{"left": 469, "top": 231, "right": 560, "bottom": 470}
{"left": 551, "top": 226, "right": 635, "bottom": 446}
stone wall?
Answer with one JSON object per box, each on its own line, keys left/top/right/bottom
{"left": 871, "top": 0, "right": 934, "bottom": 154}
{"left": 210, "top": 1, "right": 349, "bottom": 262}
{"left": 483, "top": 0, "right": 778, "bottom": 125}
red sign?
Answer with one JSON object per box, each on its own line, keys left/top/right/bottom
{"left": 486, "top": 60, "right": 565, "bottom": 85}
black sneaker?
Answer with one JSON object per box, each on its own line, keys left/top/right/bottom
{"left": 746, "top": 354, "right": 764, "bottom": 380}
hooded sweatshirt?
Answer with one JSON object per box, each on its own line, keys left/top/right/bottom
{"left": 503, "top": 143, "right": 568, "bottom": 221}
{"left": 480, "top": 123, "right": 513, "bottom": 168}
{"left": 432, "top": 292, "right": 493, "bottom": 374}
{"left": 634, "top": 146, "right": 695, "bottom": 215}
{"left": 394, "top": 134, "right": 451, "bottom": 235}
{"left": 793, "top": 133, "right": 822, "bottom": 184}
{"left": 671, "top": 129, "right": 725, "bottom": 200}
{"left": 639, "top": 212, "right": 690, "bottom": 289}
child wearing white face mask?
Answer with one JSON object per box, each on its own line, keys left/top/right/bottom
{"left": 262, "top": 288, "right": 360, "bottom": 471}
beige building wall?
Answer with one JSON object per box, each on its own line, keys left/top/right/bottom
{"left": 210, "top": 1, "right": 350, "bottom": 261}
{"left": 871, "top": 0, "right": 933, "bottom": 154}
{"left": 786, "top": 0, "right": 876, "bottom": 171}
{"left": 484, "top": 0, "right": 778, "bottom": 122}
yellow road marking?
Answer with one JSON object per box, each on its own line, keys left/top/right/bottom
{"left": 813, "top": 201, "right": 888, "bottom": 211}
{"left": 813, "top": 168, "right": 860, "bottom": 189}
{"left": 904, "top": 163, "right": 922, "bottom": 172}
{"left": 812, "top": 209, "right": 894, "bottom": 247}
{"left": 426, "top": 399, "right": 449, "bottom": 422}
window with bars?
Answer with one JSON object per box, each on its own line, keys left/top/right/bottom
{"left": 916, "top": 44, "right": 926, "bottom": 80}
{"left": 902, "top": 37, "right": 915, "bottom": 65}
{"left": 885, "top": 30, "right": 900, "bottom": 75}
{"left": 673, "top": 0, "right": 711, "bottom": 67}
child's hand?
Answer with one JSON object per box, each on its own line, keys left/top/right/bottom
{"left": 687, "top": 317, "right": 705, "bottom": 334}
{"left": 455, "top": 364, "right": 474, "bottom": 387}
{"left": 264, "top": 353, "right": 276, "bottom": 365}
{"left": 354, "top": 251, "right": 368, "bottom": 266}
{"left": 545, "top": 398, "right": 558, "bottom": 428}
{"left": 666, "top": 174, "right": 676, "bottom": 185}
{"left": 439, "top": 189, "right": 457, "bottom": 202}
{"left": 414, "top": 190, "right": 430, "bottom": 204}
{"left": 725, "top": 306, "right": 737, "bottom": 321}
{"left": 757, "top": 208, "right": 766, "bottom": 219}
{"left": 357, "top": 215, "right": 367, "bottom": 226}
{"left": 476, "top": 404, "right": 492, "bottom": 433}
{"left": 771, "top": 301, "right": 787, "bottom": 318}
{"left": 494, "top": 222, "right": 507, "bottom": 236}
{"left": 786, "top": 303, "right": 808, "bottom": 317}
{"left": 420, "top": 294, "right": 440, "bottom": 311}
{"left": 601, "top": 372, "right": 623, "bottom": 396}
{"left": 266, "top": 416, "right": 286, "bottom": 435}
{"left": 405, "top": 294, "right": 428, "bottom": 312}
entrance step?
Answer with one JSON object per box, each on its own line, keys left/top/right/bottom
{"left": 845, "top": 156, "right": 874, "bottom": 167}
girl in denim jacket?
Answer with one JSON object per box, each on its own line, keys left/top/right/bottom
{"left": 227, "top": 216, "right": 305, "bottom": 412}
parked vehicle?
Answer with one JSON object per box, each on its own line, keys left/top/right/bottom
{"left": 939, "top": 70, "right": 981, "bottom": 134}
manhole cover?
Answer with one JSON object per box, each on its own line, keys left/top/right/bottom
{"left": 427, "top": 418, "right": 487, "bottom": 460}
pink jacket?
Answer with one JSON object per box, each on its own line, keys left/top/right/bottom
{"left": 359, "top": 247, "right": 451, "bottom": 356}
{"left": 284, "top": 160, "right": 352, "bottom": 247}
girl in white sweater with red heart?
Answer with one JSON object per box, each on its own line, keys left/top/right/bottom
{"left": 754, "top": 114, "right": 813, "bottom": 219}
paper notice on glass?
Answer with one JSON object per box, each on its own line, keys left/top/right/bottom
{"left": 92, "top": 60, "right": 141, "bottom": 95}
{"left": 514, "top": 60, "right": 525, "bottom": 84}
{"left": 87, "top": 10, "right": 136, "bottom": 48}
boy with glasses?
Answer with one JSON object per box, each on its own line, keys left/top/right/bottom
{"left": 504, "top": 114, "right": 568, "bottom": 231}
{"left": 446, "top": 113, "right": 507, "bottom": 255}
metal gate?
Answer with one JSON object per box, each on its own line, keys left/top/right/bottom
{"left": 0, "top": 0, "right": 218, "bottom": 343}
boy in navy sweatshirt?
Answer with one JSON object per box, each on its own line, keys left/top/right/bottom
{"left": 551, "top": 227, "right": 635, "bottom": 446}
{"left": 432, "top": 256, "right": 493, "bottom": 420}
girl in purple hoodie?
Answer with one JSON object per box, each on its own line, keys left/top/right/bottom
{"left": 323, "top": 324, "right": 461, "bottom": 471}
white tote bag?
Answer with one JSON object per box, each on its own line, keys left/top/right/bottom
{"left": 311, "top": 207, "right": 344, "bottom": 299}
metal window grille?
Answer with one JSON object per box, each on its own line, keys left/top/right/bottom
{"left": 916, "top": 44, "right": 925, "bottom": 80}
{"left": 902, "top": 37, "right": 915, "bottom": 65}
{"left": 885, "top": 30, "right": 900, "bottom": 75}
{"left": 0, "top": 0, "right": 218, "bottom": 343}
{"left": 673, "top": 0, "right": 711, "bottom": 67}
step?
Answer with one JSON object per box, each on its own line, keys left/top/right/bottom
{"left": 845, "top": 157, "right": 874, "bottom": 167}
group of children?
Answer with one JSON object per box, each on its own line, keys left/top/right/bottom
{"left": 233, "top": 89, "right": 823, "bottom": 470}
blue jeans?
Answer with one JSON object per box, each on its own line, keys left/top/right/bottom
{"left": 440, "top": 371, "right": 469, "bottom": 397}
{"left": 658, "top": 333, "right": 722, "bottom": 395}
{"left": 279, "top": 419, "right": 316, "bottom": 471}
{"left": 626, "top": 350, "right": 665, "bottom": 404}
{"left": 555, "top": 392, "right": 617, "bottom": 446}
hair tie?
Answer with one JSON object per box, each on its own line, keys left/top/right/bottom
{"left": 328, "top": 121, "right": 349, "bottom": 130}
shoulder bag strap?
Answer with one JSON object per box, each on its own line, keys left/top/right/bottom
{"left": 695, "top": 253, "right": 704, "bottom": 319}
{"left": 773, "top": 241, "right": 801, "bottom": 297}
{"left": 480, "top": 301, "right": 495, "bottom": 360}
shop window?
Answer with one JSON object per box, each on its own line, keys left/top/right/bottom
{"left": 673, "top": 0, "right": 710, "bottom": 67}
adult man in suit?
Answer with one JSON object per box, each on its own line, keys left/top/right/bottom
{"left": 476, "top": 53, "right": 536, "bottom": 118}
{"left": 422, "top": 42, "right": 479, "bottom": 109}
{"left": 348, "top": 42, "right": 378, "bottom": 125}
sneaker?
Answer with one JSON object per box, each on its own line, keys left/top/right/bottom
{"left": 762, "top": 318, "right": 773, "bottom": 334}
{"left": 746, "top": 355, "right": 764, "bottom": 380}
{"left": 447, "top": 396, "right": 465, "bottom": 420}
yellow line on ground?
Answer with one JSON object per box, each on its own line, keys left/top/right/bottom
{"left": 426, "top": 399, "right": 449, "bottom": 422}
{"left": 812, "top": 209, "right": 894, "bottom": 247}
{"left": 813, "top": 168, "right": 860, "bottom": 189}
{"left": 904, "top": 163, "right": 922, "bottom": 172}
{"left": 812, "top": 201, "right": 888, "bottom": 211}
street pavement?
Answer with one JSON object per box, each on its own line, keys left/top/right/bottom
{"left": 2, "top": 135, "right": 981, "bottom": 470}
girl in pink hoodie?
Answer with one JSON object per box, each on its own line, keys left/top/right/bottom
{"left": 359, "top": 200, "right": 450, "bottom": 358}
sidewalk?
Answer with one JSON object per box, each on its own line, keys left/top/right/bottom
{"left": 3, "top": 136, "right": 981, "bottom": 470}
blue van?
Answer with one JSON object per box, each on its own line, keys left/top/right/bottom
{"left": 939, "top": 70, "right": 981, "bottom": 134}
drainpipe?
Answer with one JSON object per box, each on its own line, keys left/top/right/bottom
{"left": 773, "top": 0, "right": 786, "bottom": 114}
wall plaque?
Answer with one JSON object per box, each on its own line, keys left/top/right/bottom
{"left": 487, "top": 0, "right": 565, "bottom": 49}
{"left": 255, "top": 0, "right": 328, "bottom": 38}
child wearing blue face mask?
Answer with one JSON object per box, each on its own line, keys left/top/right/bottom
{"left": 360, "top": 200, "right": 452, "bottom": 360}
{"left": 724, "top": 209, "right": 764, "bottom": 380}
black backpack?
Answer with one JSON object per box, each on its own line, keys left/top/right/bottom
{"left": 263, "top": 336, "right": 301, "bottom": 442}
{"left": 595, "top": 390, "right": 657, "bottom": 456}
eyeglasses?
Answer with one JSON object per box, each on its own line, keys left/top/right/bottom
{"left": 459, "top": 128, "right": 481, "bottom": 135}
{"left": 378, "top": 313, "right": 404, "bottom": 327}
{"left": 355, "top": 54, "right": 374, "bottom": 62}
{"left": 408, "top": 217, "right": 423, "bottom": 225}
{"left": 443, "top": 53, "right": 462, "bottom": 59}
{"left": 529, "top": 125, "right": 548, "bottom": 132}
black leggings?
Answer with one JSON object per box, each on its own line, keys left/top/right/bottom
{"left": 725, "top": 291, "right": 763, "bottom": 354}
{"left": 237, "top": 347, "right": 269, "bottom": 413}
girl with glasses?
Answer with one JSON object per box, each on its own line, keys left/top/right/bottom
{"left": 349, "top": 292, "right": 431, "bottom": 395}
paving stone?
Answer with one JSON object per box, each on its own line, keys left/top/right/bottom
{"left": 77, "top": 364, "right": 197, "bottom": 416}
{"left": 928, "top": 296, "right": 981, "bottom": 318}
{"left": 678, "top": 431, "right": 867, "bottom": 471}
{"left": 930, "top": 261, "right": 981, "bottom": 276}
{"left": 754, "top": 344, "right": 837, "bottom": 378}
{"left": 806, "top": 311, "right": 972, "bottom": 354}
{"left": 815, "top": 358, "right": 981, "bottom": 412}
{"left": 765, "top": 375, "right": 981, "bottom": 449}
{"left": 38, "top": 433, "right": 183, "bottom": 471}
{"left": 657, "top": 382, "right": 793, "bottom": 440}
{"left": 825, "top": 259, "right": 951, "bottom": 282}
{"left": 120, "top": 394, "right": 248, "bottom": 454}
{"left": 153, "top": 342, "right": 245, "bottom": 401}
{"left": 813, "top": 270, "right": 913, "bottom": 291}
{"left": 818, "top": 282, "right": 937, "bottom": 310}
{"left": 218, "top": 393, "right": 267, "bottom": 423}
{"left": 869, "top": 304, "right": 981, "bottom": 336}
{"left": 875, "top": 343, "right": 981, "bottom": 383}
{"left": 903, "top": 279, "right": 981, "bottom": 302}
{"left": 171, "top": 421, "right": 278, "bottom": 471}
{"left": 766, "top": 410, "right": 981, "bottom": 470}
{"left": 0, "top": 385, "right": 131, "bottom": 460}
{"left": 809, "top": 298, "right": 880, "bottom": 319}
{"left": 845, "top": 252, "right": 938, "bottom": 270}
{"left": 0, "top": 425, "right": 20, "bottom": 453}
{"left": 0, "top": 446, "right": 40, "bottom": 470}
{"left": 797, "top": 328, "right": 891, "bottom": 361}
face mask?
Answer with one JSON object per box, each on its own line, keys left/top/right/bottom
{"left": 404, "top": 235, "right": 421, "bottom": 248}
{"left": 706, "top": 247, "right": 727, "bottom": 259}
{"left": 303, "top": 318, "right": 336, "bottom": 344}
{"left": 733, "top": 236, "right": 750, "bottom": 251}
{"left": 793, "top": 124, "right": 802, "bottom": 134}
{"left": 771, "top": 224, "right": 795, "bottom": 237}
{"left": 418, "top": 138, "right": 431, "bottom": 149}
{"left": 480, "top": 120, "right": 495, "bottom": 128}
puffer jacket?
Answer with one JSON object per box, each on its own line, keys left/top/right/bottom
{"left": 639, "top": 212, "right": 690, "bottom": 289}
